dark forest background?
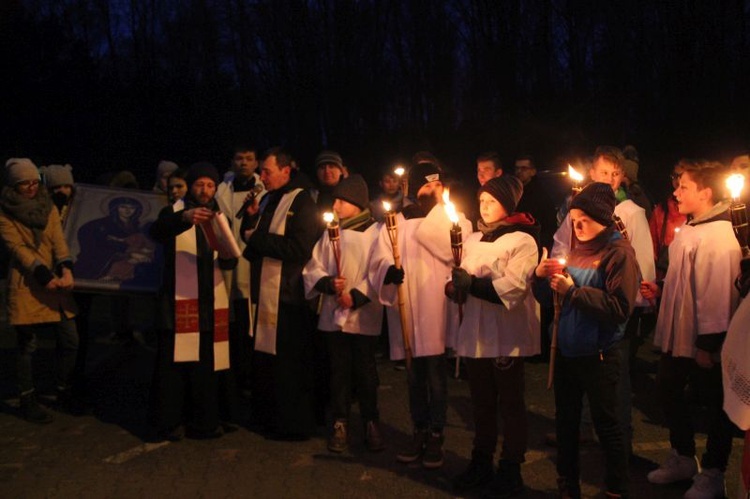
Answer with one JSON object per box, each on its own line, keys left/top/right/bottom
{"left": 2, "top": 0, "right": 750, "bottom": 199}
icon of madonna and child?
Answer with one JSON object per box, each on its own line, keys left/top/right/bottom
{"left": 73, "top": 194, "right": 163, "bottom": 292}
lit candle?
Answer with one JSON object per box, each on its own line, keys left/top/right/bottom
{"left": 394, "top": 166, "right": 408, "bottom": 197}
{"left": 568, "top": 164, "right": 584, "bottom": 194}
{"left": 726, "top": 173, "right": 749, "bottom": 257}
{"left": 727, "top": 173, "right": 745, "bottom": 201}
{"left": 323, "top": 212, "right": 342, "bottom": 278}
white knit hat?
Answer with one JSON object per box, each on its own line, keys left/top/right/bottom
{"left": 40, "top": 164, "right": 75, "bottom": 188}
{"left": 5, "top": 158, "right": 40, "bottom": 186}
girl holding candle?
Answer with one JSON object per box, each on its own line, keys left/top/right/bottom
{"left": 446, "top": 175, "right": 541, "bottom": 497}
{"left": 302, "top": 174, "right": 384, "bottom": 453}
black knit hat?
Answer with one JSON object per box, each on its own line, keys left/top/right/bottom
{"left": 332, "top": 174, "right": 369, "bottom": 210}
{"left": 409, "top": 162, "right": 442, "bottom": 194}
{"left": 185, "top": 162, "right": 220, "bottom": 187}
{"left": 569, "top": 182, "right": 616, "bottom": 227}
{"left": 478, "top": 175, "right": 523, "bottom": 215}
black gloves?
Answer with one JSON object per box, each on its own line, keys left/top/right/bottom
{"left": 314, "top": 276, "right": 338, "bottom": 295}
{"left": 451, "top": 267, "right": 472, "bottom": 294}
{"left": 384, "top": 265, "right": 404, "bottom": 285}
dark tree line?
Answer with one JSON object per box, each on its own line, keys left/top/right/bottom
{"left": 2, "top": 0, "right": 749, "bottom": 194}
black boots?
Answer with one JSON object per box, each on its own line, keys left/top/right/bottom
{"left": 20, "top": 392, "right": 53, "bottom": 424}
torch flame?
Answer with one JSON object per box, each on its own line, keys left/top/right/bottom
{"left": 442, "top": 189, "right": 459, "bottom": 224}
{"left": 394, "top": 166, "right": 405, "bottom": 177}
{"left": 323, "top": 212, "right": 334, "bottom": 224}
{"left": 382, "top": 201, "right": 392, "bottom": 212}
{"left": 726, "top": 173, "right": 745, "bottom": 200}
{"left": 568, "top": 165, "right": 584, "bottom": 183}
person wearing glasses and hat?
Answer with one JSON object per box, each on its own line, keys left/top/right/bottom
{"left": 0, "top": 158, "right": 79, "bottom": 424}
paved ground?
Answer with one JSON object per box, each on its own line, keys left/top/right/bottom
{"left": 0, "top": 295, "right": 744, "bottom": 498}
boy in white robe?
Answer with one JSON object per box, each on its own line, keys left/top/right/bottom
{"left": 303, "top": 175, "right": 384, "bottom": 453}
{"left": 447, "top": 175, "right": 541, "bottom": 496}
{"left": 641, "top": 160, "right": 741, "bottom": 498}
{"left": 369, "top": 162, "right": 472, "bottom": 469}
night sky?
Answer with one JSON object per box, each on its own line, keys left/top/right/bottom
{"left": 3, "top": 0, "right": 749, "bottom": 200}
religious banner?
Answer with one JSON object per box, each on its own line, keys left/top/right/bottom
{"left": 63, "top": 184, "right": 167, "bottom": 294}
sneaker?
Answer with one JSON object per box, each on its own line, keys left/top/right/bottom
{"left": 646, "top": 449, "right": 698, "bottom": 484}
{"left": 422, "top": 431, "right": 444, "bottom": 469}
{"left": 328, "top": 420, "right": 348, "bottom": 453}
{"left": 452, "top": 458, "right": 493, "bottom": 492}
{"left": 396, "top": 429, "right": 428, "bottom": 463}
{"left": 684, "top": 468, "right": 726, "bottom": 499}
{"left": 482, "top": 460, "right": 523, "bottom": 499}
{"left": 20, "top": 392, "right": 53, "bottom": 424}
{"left": 365, "top": 420, "right": 385, "bottom": 452}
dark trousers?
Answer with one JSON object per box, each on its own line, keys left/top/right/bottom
{"left": 326, "top": 331, "right": 379, "bottom": 422}
{"left": 72, "top": 293, "right": 93, "bottom": 397}
{"left": 151, "top": 327, "right": 236, "bottom": 433}
{"left": 229, "top": 298, "right": 253, "bottom": 390}
{"left": 656, "top": 353, "right": 735, "bottom": 471}
{"left": 466, "top": 357, "right": 527, "bottom": 463}
{"left": 16, "top": 318, "right": 78, "bottom": 394}
{"left": 252, "top": 303, "right": 315, "bottom": 437}
{"left": 554, "top": 346, "right": 628, "bottom": 495}
{"left": 407, "top": 354, "right": 447, "bottom": 431}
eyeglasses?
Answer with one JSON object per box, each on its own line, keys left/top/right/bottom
{"left": 670, "top": 173, "right": 682, "bottom": 181}
{"left": 16, "top": 179, "right": 40, "bottom": 189}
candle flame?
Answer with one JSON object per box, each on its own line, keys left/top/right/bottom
{"left": 726, "top": 173, "right": 745, "bottom": 199}
{"left": 442, "top": 189, "right": 459, "bottom": 224}
{"left": 394, "top": 166, "right": 405, "bottom": 177}
{"left": 382, "top": 201, "right": 392, "bottom": 212}
{"left": 568, "top": 164, "right": 584, "bottom": 183}
{"left": 558, "top": 258, "right": 567, "bottom": 266}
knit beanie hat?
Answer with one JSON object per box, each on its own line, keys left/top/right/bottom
{"left": 41, "top": 164, "right": 75, "bottom": 187}
{"left": 5, "top": 157, "right": 40, "bottom": 186}
{"left": 409, "top": 162, "right": 442, "bottom": 194}
{"left": 332, "top": 174, "right": 369, "bottom": 210}
{"left": 315, "top": 150, "right": 343, "bottom": 170}
{"left": 622, "top": 159, "right": 639, "bottom": 182}
{"left": 157, "top": 160, "right": 179, "bottom": 178}
{"left": 185, "top": 162, "right": 220, "bottom": 187}
{"left": 478, "top": 175, "right": 523, "bottom": 215}
{"left": 569, "top": 182, "right": 616, "bottom": 227}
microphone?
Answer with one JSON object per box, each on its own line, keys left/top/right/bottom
{"left": 235, "top": 183, "right": 264, "bottom": 219}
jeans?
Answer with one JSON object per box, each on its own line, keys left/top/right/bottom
{"left": 656, "top": 353, "right": 735, "bottom": 471}
{"left": 554, "top": 345, "right": 627, "bottom": 495}
{"left": 407, "top": 354, "right": 447, "bottom": 431}
{"left": 16, "top": 318, "right": 79, "bottom": 395}
{"left": 326, "top": 331, "right": 379, "bottom": 422}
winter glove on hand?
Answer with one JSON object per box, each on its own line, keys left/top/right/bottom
{"left": 451, "top": 267, "right": 472, "bottom": 294}
{"left": 314, "top": 276, "right": 337, "bottom": 295}
{"left": 384, "top": 265, "right": 404, "bottom": 285}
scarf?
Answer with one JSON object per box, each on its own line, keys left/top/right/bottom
{"left": 340, "top": 209, "right": 373, "bottom": 231}
{"left": 0, "top": 186, "right": 53, "bottom": 246}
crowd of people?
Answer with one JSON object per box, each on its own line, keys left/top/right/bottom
{"left": 1, "top": 144, "right": 749, "bottom": 499}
